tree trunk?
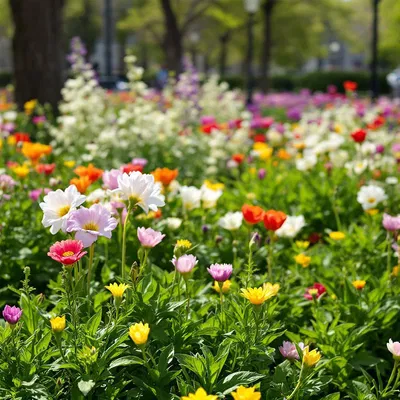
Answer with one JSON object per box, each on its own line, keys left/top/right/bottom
{"left": 219, "top": 32, "right": 230, "bottom": 77}
{"left": 159, "top": 0, "right": 182, "bottom": 74}
{"left": 260, "top": 0, "right": 277, "bottom": 93}
{"left": 9, "top": 0, "right": 65, "bottom": 110}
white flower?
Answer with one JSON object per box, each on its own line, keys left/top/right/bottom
{"left": 113, "top": 171, "right": 165, "bottom": 213}
{"left": 357, "top": 184, "right": 387, "bottom": 210}
{"left": 219, "top": 211, "right": 243, "bottom": 231}
{"left": 386, "top": 176, "right": 398, "bottom": 185}
{"left": 276, "top": 215, "right": 306, "bottom": 238}
{"left": 201, "top": 185, "right": 223, "bottom": 209}
{"left": 295, "top": 154, "right": 317, "bottom": 171}
{"left": 164, "top": 217, "right": 182, "bottom": 230}
{"left": 86, "top": 188, "right": 107, "bottom": 203}
{"left": 39, "top": 185, "right": 86, "bottom": 234}
{"left": 3, "top": 111, "right": 17, "bottom": 121}
{"left": 180, "top": 186, "right": 202, "bottom": 210}
{"left": 345, "top": 160, "right": 369, "bottom": 175}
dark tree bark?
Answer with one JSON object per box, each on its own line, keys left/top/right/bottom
{"left": 159, "top": 0, "right": 183, "bottom": 74}
{"left": 260, "top": 0, "right": 278, "bottom": 93}
{"left": 219, "top": 32, "right": 230, "bottom": 77}
{"left": 9, "top": 0, "right": 65, "bottom": 110}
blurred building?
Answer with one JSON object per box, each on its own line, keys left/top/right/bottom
{"left": 0, "top": 35, "right": 12, "bottom": 72}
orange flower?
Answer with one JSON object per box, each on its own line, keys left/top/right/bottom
{"left": 277, "top": 149, "right": 291, "bottom": 160}
{"left": 343, "top": 80, "right": 357, "bottom": 92}
{"left": 152, "top": 168, "right": 179, "bottom": 186}
{"left": 242, "top": 204, "right": 265, "bottom": 224}
{"left": 21, "top": 142, "right": 52, "bottom": 163}
{"left": 232, "top": 153, "right": 245, "bottom": 164}
{"left": 263, "top": 210, "right": 287, "bottom": 231}
{"left": 70, "top": 176, "right": 92, "bottom": 194}
{"left": 74, "top": 163, "right": 103, "bottom": 183}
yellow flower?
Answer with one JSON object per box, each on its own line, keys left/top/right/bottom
{"left": 241, "top": 283, "right": 279, "bottom": 305}
{"left": 7, "top": 135, "right": 16, "bottom": 145}
{"left": 50, "top": 316, "right": 66, "bottom": 333}
{"left": 129, "top": 322, "right": 150, "bottom": 345}
{"left": 352, "top": 280, "right": 366, "bottom": 290}
{"left": 246, "top": 192, "right": 256, "bottom": 200}
{"left": 294, "top": 253, "right": 311, "bottom": 268}
{"left": 249, "top": 167, "right": 257, "bottom": 175}
{"left": 231, "top": 386, "right": 261, "bottom": 400}
{"left": 303, "top": 346, "right": 321, "bottom": 367}
{"left": 331, "top": 294, "right": 337, "bottom": 300}
{"left": 259, "top": 148, "right": 273, "bottom": 161}
{"left": 176, "top": 239, "right": 192, "bottom": 249}
{"left": 64, "top": 160, "right": 76, "bottom": 168}
{"left": 12, "top": 164, "right": 30, "bottom": 178}
{"left": 329, "top": 231, "right": 345, "bottom": 241}
{"left": 204, "top": 180, "right": 224, "bottom": 191}
{"left": 24, "top": 99, "right": 37, "bottom": 114}
{"left": 366, "top": 208, "right": 379, "bottom": 216}
{"left": 181, "top": 388, "right": 218, "bottom": 400}
{"left": 308, "top": 288, "right": 319, "bottom": 297}
{"left": 391, "top": 266, "right": 399, "bottom": 278}
{"left": 213, "top": 280, "right": 231, "bottom": 294}
{"left": 253, "top": 142, "right": 268, "bottom": 151}
{"left": 105, "top": 282, "right": 129, "bottom": 298}
{"left": 295, "top": 240, "right": 310, "bottom": 250}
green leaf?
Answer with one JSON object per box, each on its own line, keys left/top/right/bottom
{"left": 158, "top": 344, "right": 174, "bottom": 377}
{"left": 320, "top": 394, "right": 340, "bottom": 400}
{"left": 215, "top": 371, "right": 264, "bottom": 395}
{"left": 109, "top": 356, "right": 144, "bottom": 369}
{"left": 87, "top": 308, "right": 102, "bottom": 337}
{"left": 78, "top": 380, "right": 95, "bottom": 396}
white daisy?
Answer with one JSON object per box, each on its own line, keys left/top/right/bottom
{"left": 357, "top": 184, "right": 387, "bottom": 210}
{"left": 276, "top": 215, "right": 306, "bottom": 238}
{"left": 219, "top": 211, "right": 243, "bottom": 231}
{"left": 180, "top": 186, "right": 202, "bottom": 210}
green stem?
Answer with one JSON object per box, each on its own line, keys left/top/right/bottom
{"left": 219, "top": 282, "right": 224, "bottom": 330}
{"left": 121, "top": 204, "right": 132, "bottom": 280}
{"left": 286, "top": 362, "right": 305, "bottom": 400}
{"left": 387, "top": 232, "right": 392, "bottom": 276}
{"left": 87, "top": 244, "right": 95, "bottom": 297}
{"left": 267, "top": 232, "right": 274, "bottom": 280}
{"left": 383, "top": 360, "right": 399, "bottom": 396}
{"left": 185, "top": 279, "right": 190, "bottom": 320}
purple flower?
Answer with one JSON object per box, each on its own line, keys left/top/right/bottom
{"left": 131, "top": 158, "right": 148, "bottom": 168}
{"left": 171, "top": 254, "right": 198, "bottom": 276}
{"left": 207, "top": 263, "right": 233, "bottom": 282}
{"left": 258, "top": 168, "right": 266, "bottom": 180}
{"left": 279, "top": 341, "right": 304, "bottom": 360}
{"left": 383, "top": 213, "right": 400, "bottom": 231}
{"left": 103, "top": 169, "right": 122, "bottom": 190}
{"left": 137, "top": 227, "right": 165, "bottom": 248}
{"left": 376, "top": 144, "right": 385, "bottom": 154}
{"left": 66, "top": 203, "right": 118, "bottom": 247}
{"left": 2, "top": 305, "right": 22, "bottom": 325}
{"left": 29, "top": 188, "right": 50, "bottom": 202}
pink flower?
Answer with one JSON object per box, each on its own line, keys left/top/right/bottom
{"left": 66, "top": 203, "right": 118, "bottom": 247}
{"left": 383, "top": 213, "right": 400, "bottom": 231}
{"left": 304, "top": 283, "right": 327, "bottom": 300}
{"left": 137, "top": 227, "right": 165, "bottom": 248}
{"left": 279, "top": 341, "right": 304, "bottom": 360}
{"left": 2, "top": 305, "right": 22, "bottom": 325}
{"left": 131, "top": 158, "right": 148, "bottom": 168}
{"left": 171, "top": 254, "right": 198, "bottom": 276}
{"left": 48, "top": 239, "right": 87, "bottom": 265}
{"left": 0, "top": 174, "right": 16, "bottom": 191}
{"left": 207, "top": 263, "right": 233, "bottom": 282}
{"left": 387, "top": 339, "right": 400, "bottom": 359}
{"left": 103, "top": 169, "right": 122, "bottom": 190}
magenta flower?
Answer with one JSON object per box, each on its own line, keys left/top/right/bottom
{"left": 387, "top": 339, "right": 400, "bottom": 360}
{"left": 304, "top": 283, "right": 326, "bottom": 300}
{"left": 2, "top": 305, "right": 22, "bottom": 325}
{"left": 279, "top": 341, "right": 304, "bottom": 360}
{"left": 207, "top": 263, "right": 233, "bottom": 282}
{"left": 383, "top": 213, "right": 400, "bottom": 231}
{"left": 131, "top": 158, "right": 148, "bottom": 168}
{"left": 103, "top": 169, "right": 122, "bottom": 190}
{"left": 66, "top": 203, "right": 118, "bottom": 247}
{"left": 48, "top": 239, "right": 87, "bottom": 265}
{"left": 171, "top": 254, "right": 198, "bottom": 276}
{"left": 137, "top": 227, "right": 165, "bottom": 248}
{"left": 32, "top": 115, "right": 46, "bottom": 124}
{"left": 30, "top": 188, "right": 50, "bottom": 201}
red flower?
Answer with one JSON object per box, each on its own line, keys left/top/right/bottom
{"left": 367, "top": 115, "right": 385, "bottom": 130}
{"left": 308, "top": 232, "right": 321, "bottom": 244}
{"left": 13, "top": 132, "right": 31, "bottom": 143}
{"left": 343, "top": 81, "right": 357, "bottom": 92}
{"left": 48, "top": 239, "right": 87, "bottom": 265}
{"left": 351, "top": 129, "right": 367, "bottom": 143}
{"left": 36, "top": 163, "right": 56, "bottom": 175}
{"left": 304, "top": 283, "right": 327, "bottom": 300}
{"left": 232, "top": 153, "right": 245, "bottom": 164}
{"left": 254, "top": 134, "right": 266, "bottom": 143}
{"left": 201, "top": 123, "right": 219, "bottom": 134}
{"left": 121, "top": 164, "right": 143, "bottom": 174}
{"left": 263, "top": 210, "right": 287, "bottom": 231}
{"left": 242, "top": 204, "right": 265, "bottom": 224}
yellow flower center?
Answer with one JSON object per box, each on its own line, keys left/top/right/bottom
{"left": 62, "top": 251, "right": 75, "bottom": 257}
{"left": 83, "top": 222, "right": 99, "bottom": 231}
{"left": 309, "top": 289, "right": 319, "bottom": 296}
{"left": 367, "top": 197, "right": 376, "bottom": 204}
{"left": 58, "top": 205, "right": 71, "bottom": 217}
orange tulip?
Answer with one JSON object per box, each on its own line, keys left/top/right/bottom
{"left": 74, "top": 163, "right": 103, "bottom": 183}
{"left": 263, "top": 210, "right": 287, "bottom": 231}
{"left": 242, "top": 204, "right": 265, "bottom": 224}
{"left": 152, "top": 168, "right": 178, "bottom": 186}
{"left": 70, "top": 176, "right": 92, "bottom": 194}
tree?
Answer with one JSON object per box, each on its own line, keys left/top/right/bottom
{"left": 9, "top": 0, "right": 65, "bottom": 110}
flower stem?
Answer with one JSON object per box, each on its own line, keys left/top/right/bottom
{"left": 383, "top": 360, "right": 399, "bottom": 396}
{"left": 268, "top": 232, "right": 274, "bottom": 280}
{"left": 121, "top": 204, "right": 132, "bottom": 280}
{"left": 387, "top": 232, "right": 392, "bottom": 276}
{"left": 185, "top": 279, "right": 190, "bottom": 320}
{"left": 87, "top": 244, "right": 95, "bottom": 298}
{"left": 286, "top": 362, "right": 305, "bottom": 400}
